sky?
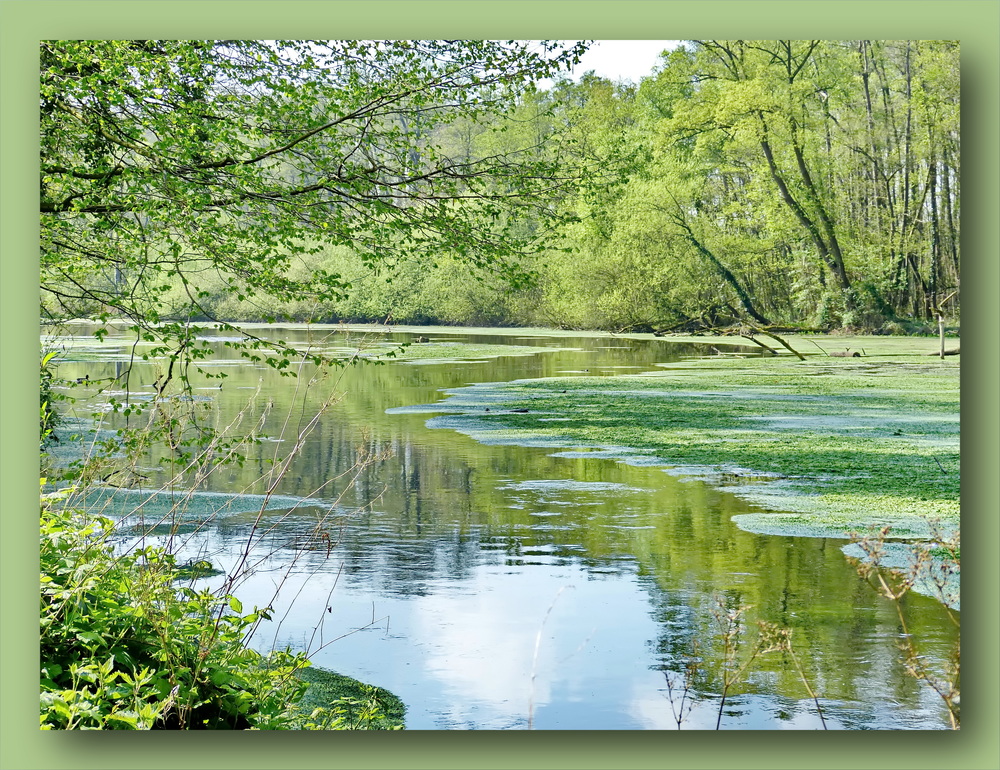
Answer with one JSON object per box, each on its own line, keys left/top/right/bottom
{"left": 565, "top": 40, "right": 681, "bottom": 84}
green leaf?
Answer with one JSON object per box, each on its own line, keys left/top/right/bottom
{"left": 76, "top": 631, "right": 103, "bottom": 647}
{"left": 105, "top": 712, "right": 139, "bottom": 729}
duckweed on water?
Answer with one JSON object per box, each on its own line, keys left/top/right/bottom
{"left": 365, "top": 341, "right": 570, "bottom": 363}
{"left": 290, "top": 666, "right": 405, "bottom": 730}
{"left": 420, "top": 354, "right": 959, "bottom": 539}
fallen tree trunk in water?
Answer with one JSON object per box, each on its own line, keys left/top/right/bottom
{"left": 739, "top": 334, "right": 780, "bottom": 355}
{"left": 743, "top": 326, "right": 806, "bottom": 361}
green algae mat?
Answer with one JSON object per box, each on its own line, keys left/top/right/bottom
{"left": 289, "top": 666, "right": 405, "bottom": 730}
{"left": 424, "top": 348, "right": 959, "bottom": 542}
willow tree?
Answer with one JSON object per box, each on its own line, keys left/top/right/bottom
{"left": 40, "top": 40, "right": 589, "bottom": 377}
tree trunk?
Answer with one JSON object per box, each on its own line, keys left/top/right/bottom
{"left": 673, "top": 215, "right": 772, "bottom": 326}
{"left": 757, "top": 116, "right": 850, "bottom": 292}
{"left": 788, "top": 124, "right": 851, "bottom": 290}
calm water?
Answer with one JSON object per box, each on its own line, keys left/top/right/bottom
{"left": 50, "top": 324, "right": 959, "bottom": 730}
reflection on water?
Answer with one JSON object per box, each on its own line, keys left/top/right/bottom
{"left": 50, "top": 325, "right": 959, "bottom": 730}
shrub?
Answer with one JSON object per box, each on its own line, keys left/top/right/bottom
{"left": 39, "top": 483, "right": 310, "bottom": 730}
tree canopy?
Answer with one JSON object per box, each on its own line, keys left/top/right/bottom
{"left": 41, "top": 39, "right": 960, "bottom": 347}
{"left": 522, "top": 40, "right": 959, "bottom": 333}
{"left": 41, "top": 39, "right": 592, "bottom": 372}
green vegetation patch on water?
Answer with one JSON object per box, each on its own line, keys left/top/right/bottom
{"left": 363, "top": 340, "right": 569, "bottom": 363}
{"left": 289, "top": 666, "right": 405, "bottom": 730}
{"left": 58, "top": 487, "right": 343, "bottom": 538}
{"left": 421, "top": 354, "right": 959, "bottom": 539}
{"left": 171, "top": 558, "right": 226, "bottom": 580}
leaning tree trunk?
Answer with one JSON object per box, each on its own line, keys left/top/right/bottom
{"left": 757, "top": 115, "right": 851, "bottom": 294}
{"left": 672, "top": 214, "right": 772, "bottom": 326}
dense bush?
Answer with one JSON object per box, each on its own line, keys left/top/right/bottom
{"left": 39, "top": 484, "right": 311, "bottom": 730}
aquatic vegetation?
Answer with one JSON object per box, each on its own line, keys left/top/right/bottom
{"left": 418, "top": 354, "right": 959, "bottom": 541}
{"left": 63, "top": 487, "right": 339, "bottom": 526}
{"left": 365, "top": 340, "right": 570, "bottom": 363}
{"left": 289, "top": 667, "right": 405, "bottom": 730}
{"left": 172, "top": 559, "right": 226, "bottom": 580}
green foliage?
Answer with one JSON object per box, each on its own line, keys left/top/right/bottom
{"left": 40, "top": 350, "right": 62, "bottom": 448}
{"left": 517, "top": 39, "right": 960, "bottom": 333}
{"left": 40, "top": 39, "right": 960, "bottom": 341}
{"left": 41, "top": 40, "right": 593, "bottom": 373}
{"left": 39, "top": 484, "right": 311, "bottom": 730}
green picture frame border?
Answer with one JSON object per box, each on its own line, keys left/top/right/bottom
{"left": 2, "top": 2, "right": 996, "bottom": 768}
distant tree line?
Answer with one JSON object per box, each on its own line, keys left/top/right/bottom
{"left": 42, "top": 40, "right": 959, "bottom": 340}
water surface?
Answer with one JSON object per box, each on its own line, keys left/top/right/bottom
{"left": 50, "top": 325, "right": 959, "bottom": 729}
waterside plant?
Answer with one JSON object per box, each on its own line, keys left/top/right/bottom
{"left": 847, "top": 524, "right": 961, "bottom": 729}
{"left": 40, "top": 483, "right": 405, "bottom": 730}
{"left": 38, "top": 341, "right": 407, "bottom": 730}
{"left": 40, "top": 484, "right": 309, "bottom": 729}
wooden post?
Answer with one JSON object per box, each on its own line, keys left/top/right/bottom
{"left": 934, "top": 291, "right": 957, "bottom": 361}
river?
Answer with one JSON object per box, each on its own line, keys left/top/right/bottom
{"left": 48, "top": 323, "right": 959, "bottom": 730}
